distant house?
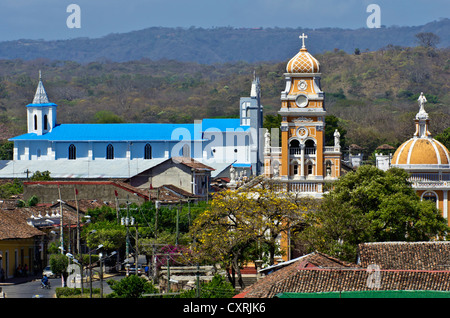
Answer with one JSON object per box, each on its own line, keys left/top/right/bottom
{"left": 235, "top": 241, "right": 450, "bottom": 298}
{"left": 0, "top": 209, "right": 46, "bottom": 279}
{"left": 128, "top": 157, "right": 214, "bottom": 199}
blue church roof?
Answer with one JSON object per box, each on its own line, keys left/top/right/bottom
{"left": 202, "top": 118, "right": 249, "bottom": 132}
{"left": 10, "top": 118, "right": 247, "bottom": 142}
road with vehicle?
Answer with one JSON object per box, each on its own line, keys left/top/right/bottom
{"left": 0, "top": 274, "right": 123, "bottom": 298}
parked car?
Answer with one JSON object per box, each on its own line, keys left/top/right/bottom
{"left": 125, "top": 263, "right": 143, "bottom": 275}
{"left": 42, "top": 266, "right": 55, "bottom": 278}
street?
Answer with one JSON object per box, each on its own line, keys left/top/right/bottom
{"left": 0, "top": 274, "right": 123, "bottom": 298}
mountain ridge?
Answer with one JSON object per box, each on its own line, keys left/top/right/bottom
{"left": 0, "top": 19, "right": 448, "bottom": 64}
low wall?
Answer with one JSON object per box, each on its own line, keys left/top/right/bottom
{"left": 23, "top": 181, "right": 148, "bottom": 204}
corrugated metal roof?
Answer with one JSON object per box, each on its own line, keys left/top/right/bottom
{"left": 0, "top": 159, "right": 166, "bottom": 179}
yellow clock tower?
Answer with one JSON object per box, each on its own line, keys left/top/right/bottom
{"left": 264, "top": 34, "right": 341, "bottom": 195}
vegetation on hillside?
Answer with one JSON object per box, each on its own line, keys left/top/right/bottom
{"left": 0, "top": 45, "right": 448, "bottom": 158}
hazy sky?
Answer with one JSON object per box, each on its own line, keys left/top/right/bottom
{"left": 0, "top": 0, "right": 448, "bottom": 41}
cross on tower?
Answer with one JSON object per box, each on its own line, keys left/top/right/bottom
{"left": 299, "top": 33, "right": 308, "bottom": 48}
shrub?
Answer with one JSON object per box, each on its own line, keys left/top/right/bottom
{"left": 107, "top": 275, "right": 158, "bottom": 298}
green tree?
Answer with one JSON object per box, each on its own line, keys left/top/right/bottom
{"left": 435, "top": 127, "right": 450, "bottom": 150}
{"left": 177, "top": 274, "right": 235, "bottom": 298}
{"left": 325, "top": 115, "right": 347, "bottom": 147}
{"left": 299, "top": 165, "right": 449, "bottom": 262}
{"left": 94, "top": 110, "right": 125, "bottom": 123}
{"left": 0, "top": 141, "right": 13, "bottom": 160}
{"left": 0, "top": 179, "right": 23, "bottom": 199}
{"left": 30, "top": 170, "right": 52, "bottom": 181}
{"left": 49, "top": 253, "right": 69, "bottom": 278}
{"left": 107, "top": 274, "right": 158, "bottom": 298}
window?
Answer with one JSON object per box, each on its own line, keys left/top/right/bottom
{"left": 144, "top": 143, "right": 152, "bottom": 160}
{"left": 34, "top": 115, "right": 38, "bottom": 130}
{"left": 326, "top": 160, "right": 332, "bottom": 177}
{"left": 68, "top": 144, "right": 76, "bottom": 160}
{"left": 423, "top": 192, "right": 437, "bottom": 202}
{"left": 293, "top": 164, "right": 298, "bottom": 175}
{"left": 307, "top": 164, "right": 313, "bottom": 175}
{"left": 44, "top": 115, "right": 48, "bottom": 130}
{"left": 106, "top": 144, "right": 114, "bottom": 160}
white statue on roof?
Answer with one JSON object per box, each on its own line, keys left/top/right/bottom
{"left": 416, "top": 92, "right": 428, "bottom": 119}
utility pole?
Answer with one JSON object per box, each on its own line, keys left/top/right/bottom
{"left": 58, "top": 185, "right": 64, "bottom": 255}
{"left": 74, "top": 187, "right": 80, "bottom": 255}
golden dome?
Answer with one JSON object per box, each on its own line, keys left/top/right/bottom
{"left": 286, "top": 33, "right": 320, "bottom": 74}
{"left": 391, "top": 137, "right": 450, "bottom": 165}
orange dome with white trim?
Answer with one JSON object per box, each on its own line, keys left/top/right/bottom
{"left": 286, "top": 33, "right": 320, "bottom": 73}
{"left": 392, "top": 138, "right": 450, "bottom": 165}
{"left": 391, "top": 92, "right": 450, "bottom": 166}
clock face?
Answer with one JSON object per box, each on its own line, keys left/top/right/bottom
{"left": 295, "top": 94, "right": 308, "bottom": 108}
{"left": 297, "top": 80, "right": 307, "bottom": 91}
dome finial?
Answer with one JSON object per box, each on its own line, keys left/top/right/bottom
{"left": 299, "top": 33, "right": 308, "bottom": 49}
{"left": 416, "top": 92, "right": 428, "bottom": 120}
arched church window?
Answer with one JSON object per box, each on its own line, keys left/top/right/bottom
{"left": 305, "top": 139, "right": 316, "bottom": 155}
{"left": 144, "top": 143, "right": 152, "bottom": 160}
{"left": 44, "top": 115, "right": 48, "bottom": 130}
{"left": 34, "top": 115, "right": 38, "bottom": 130}
{"left": 326, "top": 160, "right": 332, "bottom": 177}
{"left": 422, "top": 191, "right": 438, "bottom": 202}
{"left": 68, "top": 144, "right": 76, "bottom": 160}
{"left": 106, "top": 144, "right": 114, "bottom": 160}
{"left": 289, "top": 139, "right": 300, "bottom": 155}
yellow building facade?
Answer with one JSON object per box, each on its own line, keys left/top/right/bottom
{"left": 264, "top": 33, "right": 341, "bottom": 196}
{"left": 391, "top": 93, "right": 450, "bottom": 223}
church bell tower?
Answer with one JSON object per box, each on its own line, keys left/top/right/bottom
{"left": 27, "top": 71, "right": 57, "bottom": 136}
{"left": 264, "top": 34, "right": 341, "bottom": 193}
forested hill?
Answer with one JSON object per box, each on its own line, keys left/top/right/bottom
{"left": 0, "top": 45, "right": 448, "bottom": 156}
{"left": 0, "top": 19, "right": 448, "bottom": 64}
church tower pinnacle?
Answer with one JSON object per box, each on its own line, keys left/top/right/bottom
{"left": 27, "top": 71, "right": 57, "bottom": 135}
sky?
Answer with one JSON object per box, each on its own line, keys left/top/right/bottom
{"left": 0, "top": 0, "right": 448, "bottom": 41}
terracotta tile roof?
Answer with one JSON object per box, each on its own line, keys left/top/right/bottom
{"left": 171, "top": 157, "right": 215, "bottom": 171}
{"left": 358, "top": 241, "right": 450, "bottom": 270}
{"left": 238, "top": 252, "right": 357, "bottom": 298}
{"left": 0, "top": 209, "right": 45, "bottom": 240}
{"left": 237, "top": 242, "right": 450, "bottom": 298}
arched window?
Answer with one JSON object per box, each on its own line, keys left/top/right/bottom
{"left": 106, "top": 144, "right": 114, "bottom": 160}
{"left": 68, "top": 144, "right": 76, "bottom": 160}
{"left": 44, "top": 115, "right": 48, "bottom": 130}
{"left": 34, "top": 115, "right": 38, "bottom": 130}
{"left": 305, "top": 139, "right": 316, "bottom": 155}
{"left": 326, "top": 160, "right": 332, "bottom": 177}
{"left": 144, "top": 143, "right": 152, "bottom": 160}
{"left": 422, "top": 191, "right": 438, "bottom": 202}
